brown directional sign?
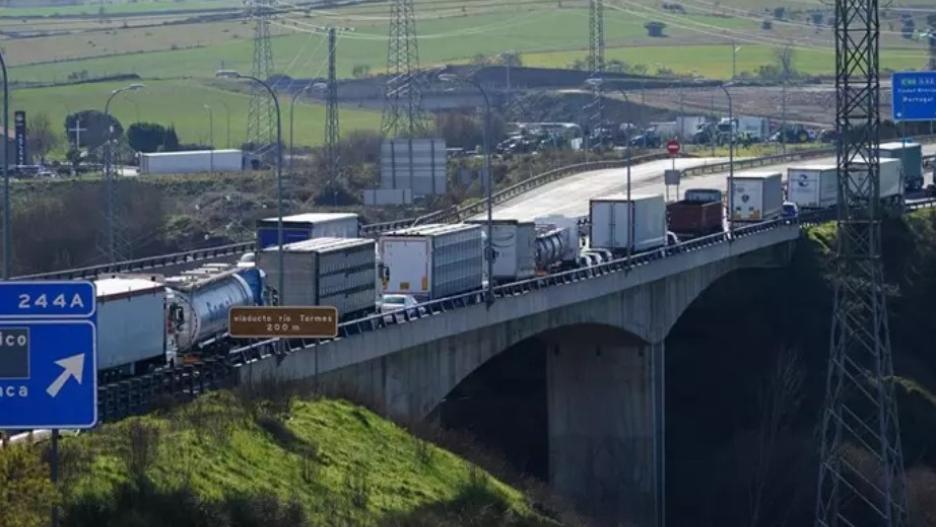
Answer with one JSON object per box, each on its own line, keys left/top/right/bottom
{"left": 229, "top": 306, "right": 339, "bottom": 339}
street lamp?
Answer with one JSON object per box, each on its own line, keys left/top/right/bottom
{"left": 104, "top": 82, "right": 145, "bottom": 263}
{"left": 0, "top": 49, "right": 9, "bottom": 279}
{"left": 288, "top": 82, "right": 328, "bottom": 180}
{"left": 438, "top": 72, "right": 495, "bottom": 308}
{"left": 203, "top": 104, "right": 214, "bottom": 175}
{"left": 216, "top": 69, "right": 285, "bottom": 302}
{"left": 585, "top": 77, "right": 635, "bottom": 268}
{"left": 720, "top": 82, "right": 736, "bottom": 235}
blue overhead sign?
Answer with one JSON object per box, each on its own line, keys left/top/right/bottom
{"left": 0, "top": 282, "right": 97, "bottom": 429}
{"left": 892, "top": 71, "right": 936, "bottom": 122}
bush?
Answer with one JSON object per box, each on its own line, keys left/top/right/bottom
{"left": 0, "top": 444, "right": 59, "bottom": 527}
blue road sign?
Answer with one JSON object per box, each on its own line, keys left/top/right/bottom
{"left": 0, "top": 281, "right": 96, "bottom": 319}
{"left": 892, "top": 71, "right": 936, "bottom": 122}
{"left": 0, "top": 281, "right": 97, "bottom": 429}
{"left": 0, "top": 321, "right": 97, "bottom": 428}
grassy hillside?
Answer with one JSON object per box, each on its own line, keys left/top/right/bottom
{"left": 7, "top": 391, "right": 562, "bottom": 527}
{"left": 10, "top": 79, "right": 382, "bottom": 152}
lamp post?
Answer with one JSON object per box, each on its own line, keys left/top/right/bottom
{"left": 217, "top": 70, "right": 285, "bottom": 302}
{"left": 720, "top": 82, "right": 735, "bottom": 235}
{"left": 104, "top": 83, "right": 145, "bottom": 263}
{"left": 585, "top": 78, "right": 634, "bottom": 267}
{"left": 439, "top": 72, "right": 495, "bottom": 308}
{"left": 203, "top": 104, "right": 214, "bottom": 175}
{"left": 0, "top": 49, "right": 8, "bottom": 278}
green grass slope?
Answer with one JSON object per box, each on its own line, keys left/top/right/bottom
{"left": 59, "top": 392, "right": 557, "bottom": 527}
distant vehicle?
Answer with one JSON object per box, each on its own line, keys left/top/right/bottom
{"left": 629, "top": 129, "right": 662, "bottom": 148}
{"left": 379, "top": 294, "right": 425, "bottom": 318}
{"left": 782, "top": 201, "right": 800, "bottom": 221}
{"left": 818, "top": 129, "right": 838, "bottom": 144}
{"left": 771, "top": 124, "right": 813, "bottom": 144}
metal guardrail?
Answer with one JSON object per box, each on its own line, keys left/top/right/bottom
{"left": 14, "top": 242, "right": 255, "bottom": 281}
{"left": 680, "top": 148, "right": 837, "bottom": 178}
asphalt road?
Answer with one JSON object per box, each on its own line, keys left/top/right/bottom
{"left": 479, "top": 145, "right": 936, "bottom": 222}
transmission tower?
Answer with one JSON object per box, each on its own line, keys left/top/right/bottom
{"left": 815, "top": 0, "right": 908, "bottom": 524}
{"left": 587, "top": 0, "right": 605, "bottom": 136}
{"left": 246, "top": 0, "right": 276, "bottom": 154}
{"left": 381, "top": 0, "right": 425, "bottom": 137}
{"left": 325, "top": 27, "right": 340, "bottom": 204}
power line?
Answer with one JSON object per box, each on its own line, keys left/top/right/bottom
{"left": 246, "top": 0, "right": 277, "bottom": 156}
{"left": 815, "top": 0, "right": 908, "bottom": 525}
{"left": 381, "top": 0, "right": 426, "bottom": 137}
{"left": 587, "top": 0, "right": 605, "bottom": 133}
{"left": 325, "top": 26, "right": 340, "bottom": 205}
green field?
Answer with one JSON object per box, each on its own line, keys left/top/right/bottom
{"left": 0, "top": 0, "right": 241, "bottom": 17}
{"left": 10, "top": 79, "right": 382, "bottom": 150}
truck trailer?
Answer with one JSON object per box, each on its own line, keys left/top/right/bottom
{"left": 379, "top": 224, "right": 483, "bottom": 300}
{"left": 879, "top": 141, "right": 923, "bottom": 191}
{"left": 139, "top": 149, "right": 243, "bottom": 175}
{"left": 256, "top": 213, "right": 359, "bottom": 250}
{"left": 849, "top": 158, "right": 903, "bottom": 203}
{"left": 258, "top": 237, "right": 377, "bottom": 320}
{"left": 729, "top": 171, "right": 784, "bottom": 222}
{"left": 467, "top": 219, "right": 536, "bottom": 283}
{"left": 666, "top": 188, "right": 724, "bottom": 237}
{"left": 589, "top": 194, "right": 666, "bottom": 253}
{"left": 95, "top": 277, "right": 167, "bottom": 379}
{"left": 787, "top": 164, "right": 838, "bottom": 209}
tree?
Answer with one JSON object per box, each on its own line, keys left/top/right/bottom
{"left": 163, "top": 126, "right": 180, "bottom": 152}
{"left": 127, "top": 122, "right": 168, "bottom": 153}
{"left": 644, "top": 21, "right": 667, "bottom": 37}
{"left": 774, "top": 45, "right": 796, "bottom": 80}
{"left": 497, "top": 51, "right": 523, "bottom": 68}
{"left": 351, "top": 64, "right": 371, "bottom": 78}
{"left": 64, "top": 110, "right": 122, "bottom": 150}
{"left": 27, "top": 113, "right": 60, "bottom": 164}
{"left": 0, "top": 444, "right": 59, "bottom": 527}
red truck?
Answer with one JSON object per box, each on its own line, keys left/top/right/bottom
{"left": 666, "top": 189, "right": 724, "bottom": 238}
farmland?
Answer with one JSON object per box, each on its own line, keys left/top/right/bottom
{"left": 10, "top": 79, "right": 382, "bottom": 152}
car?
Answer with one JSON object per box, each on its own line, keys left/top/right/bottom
{"left": 782, "top": 201, "right": 800, "bottom": 222}
{"left": 379, "top": 294, "right": 425, "bottom": 319}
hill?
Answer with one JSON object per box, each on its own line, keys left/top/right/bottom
{"left": 1, "top": 391, "right": 567, "bottom": 527}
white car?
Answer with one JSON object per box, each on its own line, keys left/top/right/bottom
{"left": 379, "top": 294, "right": 425, "bottom": 319}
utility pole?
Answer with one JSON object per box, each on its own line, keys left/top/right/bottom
{"left": 730, "top": 41, "right": 739, "bottom": 80}
{"left": 325, "top": 27, "right": 340, "bottom": 206}
{"left": 587, "top": 0, "right": 605, "bottom": 141}
{"left": 382, "top": 0, "right": 425, "bottom": 137}
{"left": 246, "top": 0, "right": 276, "bottom": 157}
{"left": 815, "top": 0, "right": 908, "bottom": 525}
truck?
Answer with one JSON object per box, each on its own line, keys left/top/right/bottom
{"left": 729, "top": 171, "right": 784, "bottom": 222}
{"left": 849, "top": 158, "right": 903, "bottom": 203}
{"left": 879, "top": 141, "right": 923, "bottom": 191}
{"left": 787, "top": 164, "right": 838, "bottom": 209}
{"left": 589, "top": 193, "right": 666, "bottom": 253}
{"left": 378, "top": 224, "right": 483, "bottom": 300}
{"left": 716, "top": 116, "right": 770, "bottom": 144}
{"left": 676, "top": 116, "right": 707, "bottom": 141}
{"left": 466, "top": 219, "right": 536, "bottom": 283}
{"left": 139, "top": 149, "right": 244, "bottom": 175}
{"left": 256, "top": 213, "right": 359, "bottom": 250}
{"left": 533, "top": 214, "right": 582, "bottom": 271}
{"left": 666, "top": 188, "right": 724, "bottom": 237}
{"left": 95, "top": 277, "right": 167, "bottom": 380}
{"left": 258, "top": 237, "right": 377, "bottom": 320}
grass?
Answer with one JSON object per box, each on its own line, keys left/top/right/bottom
{"left": 0, "top": 0, "right": 242, "bottom": 18}
{"left": 63, "top": 391, "right": 551, "bottom": 526}
{"left": 10, "top": 79, "right": 382, "bottom": 152}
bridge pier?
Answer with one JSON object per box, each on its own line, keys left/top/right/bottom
{"left": 545, "top": 328, "right": 662, "bottom": 527}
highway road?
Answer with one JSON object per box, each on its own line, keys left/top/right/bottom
{"left": 479, "top": 145, "right": 936, "bottom": 222}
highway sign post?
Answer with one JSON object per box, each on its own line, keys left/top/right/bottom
{"left": 892, "top": 71, "right": 936, "bottom": 122}
{"left": 666, "top": 138, "right": 681, "bottom": 155}
{"left": 229, "top": 306, "right": 339, "bottom": 339}
{"left": 666, "top": 139, "right": 681, "bottom": 200}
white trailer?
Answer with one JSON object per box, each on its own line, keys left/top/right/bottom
{"left": 850, "top": 158, "right": 903, "bottom": 202}
{"left": 95, "top": 278, "right": 167, "bottom": 376}
{"left": 736, "top": 116, "right": 770, "bottom": 141}
{"left": 139, "top": 149, "right": 243, "bottom": 175}
{"left": 467, "top": 219, "right": 536, "bottom": 283}
{"left": 256, "top": 212, "right": 359, "bottom": 250}
{"left": 676, "top": 116, "right": 707, "bottom": 140}
{"left": 379, "top": 224, "right": 483, "bottom": 300}
{"left": 258, "top": 237, "right": 376, "bottom": 320}
{"left": 589, "top": 193, "right": 666, "bottom": 253}
{"left": 787, "top": 164, "right": 838, "bottom": 209}
{"left": 730, "top": 171, "right": 784, "bottom": 222}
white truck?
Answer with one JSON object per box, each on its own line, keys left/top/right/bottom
{"left": 787, "top": 164, "right": 838, "bottom": 209}
{"left": 139, "top": 149, "right": 243, "bottom": 175}
{"left": 95, "top": 277, "right": 167, "bottom": 378}
{"left": 589, "top": 194, "right": 666, "bottom": 253}
{"left": 849, "top": 158, "right": 903, "bottom": 203}
{"left": 467, "top": 219, "right": 536, "bottom": 283}
{"left": 676, "top": 116, "right": 707, "bottom": 141}
{"left": 730, "top": 171, "right": 784, "bottom": 222}
{"left": 378, "top": 224, "right": 483, "bottom": 300}
{"left": 258, "top": 237, "right": 377, "bottom": 320}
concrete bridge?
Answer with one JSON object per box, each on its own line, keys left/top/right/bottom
{"left": 233, "top": 221, "right": 799, "bottom": 526}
